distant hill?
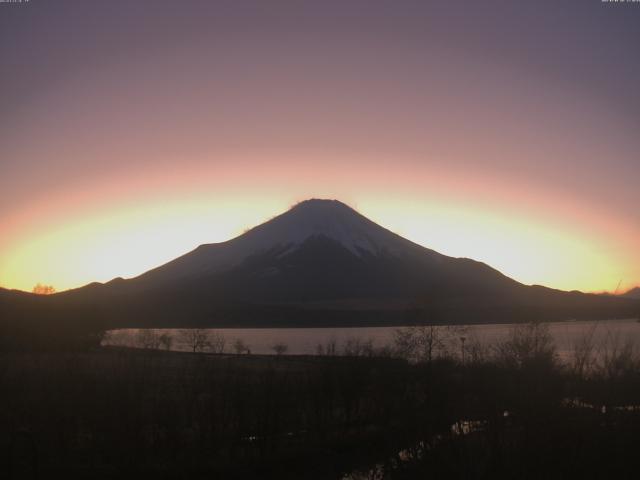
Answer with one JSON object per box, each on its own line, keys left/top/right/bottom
{"left": 1, "top": 199, "right": 638, "bottom": 343}
{"left": 622, "top": 287, "right": 640, "bottom": 300}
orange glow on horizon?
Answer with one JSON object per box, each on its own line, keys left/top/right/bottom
{"left": 1, "top": 159, "right": 638, "bottom": 294}
{"left": 3, "top": 2, "right": 639, "bottom": 297}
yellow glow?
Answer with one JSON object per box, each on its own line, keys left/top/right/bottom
{"left": 1, "top": 161, "right": 638, "bottom": 294}
{"left": 0, "top": 195, "right": 286, "bottom": 292}
{"left": 360, "top": 200, "right": 634, "bottom": 293}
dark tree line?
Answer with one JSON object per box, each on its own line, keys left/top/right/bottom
{"left": 1, "top": 325, "right": 639, "bottom": 479}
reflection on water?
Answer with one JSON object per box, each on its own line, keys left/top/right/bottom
{"left": 104, "top": 319, "right": 640, "bottom": 361}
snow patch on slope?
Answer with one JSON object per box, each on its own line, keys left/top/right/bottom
{"left": 137, "top": 199, "right": 433, "bottom": 283}
{"left": 242, "top": 199, "right": 403, "bottom": 256}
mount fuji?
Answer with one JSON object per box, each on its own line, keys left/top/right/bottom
{"left": 135, "top": 199, "right": 511, "bottom": 293}
{"left": 2, "top": 199, "right": 638, "bottom": 330}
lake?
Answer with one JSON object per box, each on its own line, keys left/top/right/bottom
{"left": 104, "top": 318, "right": 640, "bottom": 361}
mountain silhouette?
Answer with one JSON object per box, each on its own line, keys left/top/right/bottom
{"left": 133, "top": 199, "right": 518, "bottom": 298}
{"left": 622, "top": 287, "right": 640, "bottom": 300}
{"left": 1, "top": 199, "right": 638, "bottom": 334}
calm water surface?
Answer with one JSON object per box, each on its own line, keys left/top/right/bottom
{"left": 105, "top": 319, "right": 640, "bottom": 360}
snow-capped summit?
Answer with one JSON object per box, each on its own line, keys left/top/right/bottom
{"left": 137, "top": 199, "right": 433, "bottom": 285}
{"left": 239, "top": 199, "right": 418, "bottom": 256}
{"left": 11, "top": 198, "right": 637, "bottom": 329}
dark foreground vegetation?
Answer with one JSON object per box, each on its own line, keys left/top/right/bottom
{"left": 2, "top": 323, "right": 640, "bottom": 480}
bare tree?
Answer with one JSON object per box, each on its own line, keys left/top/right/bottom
{"left": 494, "top": 322, "right": 557, "bottom": 369}
{"left": 393, "top": 325, "right": 444, "bottom": 363}
{"left": 393, "top": 327, "right": 419, "bottom": 360}
{"left": 179, "top": 329, "right": 211, "bottom": 353}
{"left": 232, "top": 338, "right": 249, "bottom": 354}
{"left": 158, "top": 331, "right": 173, "bottom": 351}
{"left": 570, "top": 322, "right": 599, "bottom": 377}
{"left": 343, "top": 337, "right": 374, "bottom": 357}
{"left": 394, "top": 324, "right": 479, "bottom": 364}
{"left": 207, "top": 331, "right": 226, "bottom": 354}
{"left": 272, "top": 342, "right": 288, "bottom": 356}
{"left": 32, "top": 283, "right": 56, "bottom": 295}
{"left": 440, "top": 325, "right": 470, "bottom": 359}
{"left": 463, "top": 334, "right": 488, "bottom": 364}
{"left": 598, "top": 330, "right": 638, "bottom": 380}
{"left": 316, "top": 337, "right": 337, "bottom": 356}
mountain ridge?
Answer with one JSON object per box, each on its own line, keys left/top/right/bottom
{"left": 134, "top": 199, "right": 443, "bottom": 288}
{"left": 622, "top": 287, "right": 640, "bottom": 300}
{"left": 1, "top": 199, "right": 638, "bottom": 335}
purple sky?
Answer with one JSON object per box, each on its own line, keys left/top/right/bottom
{"left": 1, "top": 0, "right": 639, "bottom": 292}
